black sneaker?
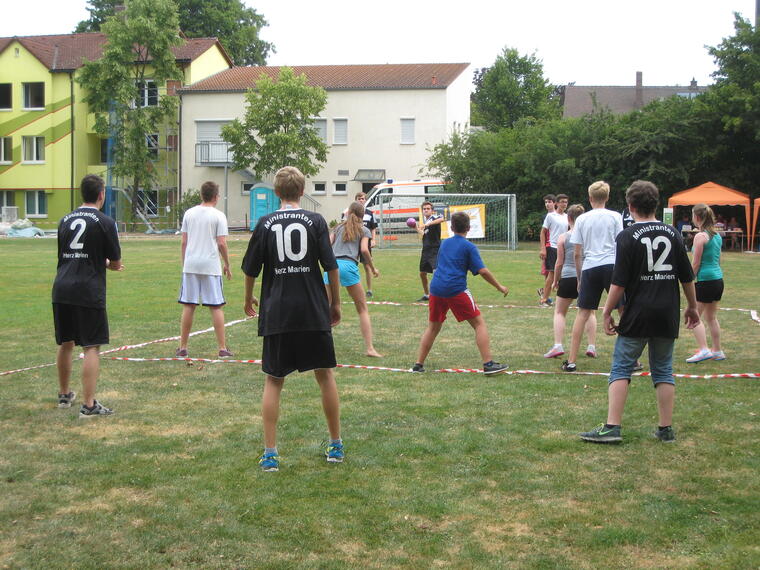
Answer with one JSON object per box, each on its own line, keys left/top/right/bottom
{"left": 632, "top": 361, "right": 644, "bottom": 372}
{"left": 411, "top": 363, "right": 425, "bottom": 373}
{"left": 561, "top": 360, "right": 577, "bottom": 372}
{"left": 79, "top": 400, "right": 114, "bottom": 418}
{"left": 416, "top": 295, "right": 430, "bottom": 302}
{"left": 579, "top": 424, "right": 622, "bottom": 443}
{"left": 366, "top": 290, "right": 373, "bottom": 299}
{"left": 57, "top": 391, "right": 77, "bottom": 409}
{"left": 483, "top": 361, "right": 509, "bottom": 375}
{"left": 653, "top": 426, "right": 676, "bottom": 443}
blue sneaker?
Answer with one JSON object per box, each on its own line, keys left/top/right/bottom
{"left": 325, "top": 442, "right": 344, "bottom": 463}
{"left": 259, "top": 452, "right": 280, "bottom": 472}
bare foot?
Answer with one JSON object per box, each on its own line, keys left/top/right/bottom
{"left": 365, "top": 349, "right": 383, "bottom": 358}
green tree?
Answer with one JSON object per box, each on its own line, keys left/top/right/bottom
{"left": 698, "top": 13, "right": 760, "bottom": 196}
{"left": 75, "top": 0, "right": 273, "bottom": 65}
{"left": 77, "top": 0, "right": 182, "bottom": 222}
{"left": 221, "top": 67, "right": 328, "bottom": 179}
{"left": 471, "top": 47, "right": 560, "bottom": 130}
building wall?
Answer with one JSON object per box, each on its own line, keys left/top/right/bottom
{"left": 185, "top": 47, "right": 231, "bottom": 85}
{"left": 181, "top": 83, "right": 468, "bottom": 226}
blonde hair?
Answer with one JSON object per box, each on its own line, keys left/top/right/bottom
{"left": 339, "top": 201, "right": 365, "bottom": 243}
{"left": 692, "top": 203, "right": 716, "bottom": 237}
{"left": 587, "top": 181, "right": 610, "bottom": 203}
{"left": 566, "top": 204, "right": 585, "bottom": 225}
{"left": 274, "top": 166, "right": 305, "bottom": 201}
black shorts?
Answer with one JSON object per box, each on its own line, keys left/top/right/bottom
{"left": 53, "top": 303, "right": 109, "bottom": 347}
{"left": 262, "top": 331, "right": 336, "bottom": 378}
{"left": 544, "top": 247, "right": 557, "bottom": 273}
{"left": 419, "top": 246, "right": 439, "bottom": 273}
{"left": 577, "top": 264, "right": 614, "bottom": 310}
{"left": 359, "top": 243, "right": 372, "bottom": 265}
{"left": 557, "top": 276, "right": 579, "bottom": 299}
{"left": 696, "top": 279, "right": 724, "bottom": 303}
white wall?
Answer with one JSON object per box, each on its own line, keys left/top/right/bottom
{"left": 180, "top": 78, "right": 470, "bottom": 226}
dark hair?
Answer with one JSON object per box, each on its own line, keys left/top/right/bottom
{"left": 625, "top": 180, "right": 659, "bottom": 217}
{"left": 450, "top": 212, "right": 470, "bottom": 233}
{"left": 201, "top": 181, "right": 219, "bottom": 202}
{"left": 555, "top": 193, "right": 569, "bottom": 202}
{"left": 543, "top": 194, "right": 556, "bottom": 202}
{"left": 81, "top": 174, "right": 104, "bottom": 203}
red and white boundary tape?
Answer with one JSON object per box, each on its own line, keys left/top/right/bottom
{"left": 2, "top": 305, "right": 757, "bottom": 378}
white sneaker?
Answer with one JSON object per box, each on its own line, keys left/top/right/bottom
{"left": 543, "top": 346, "right": 564, "bottom": 358}
{"left": 710, "top": 350, "right": 726, "bottom": 361}
{"left": 686, "top": 348, "right": 713, "bottom": 363}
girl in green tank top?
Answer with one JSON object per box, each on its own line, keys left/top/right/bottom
{"left": 686, "top": 204, "right": 725, "bottom": 363}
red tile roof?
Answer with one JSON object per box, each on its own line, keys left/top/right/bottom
{"left": 0, "top": 33, "right": 231, "bottom": 71}
{"left": 180, "top": 63, "right": 470, "bottom": 92}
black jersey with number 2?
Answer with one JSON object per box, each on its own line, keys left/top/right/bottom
{"left": 612, "top": 221, "right": 694, "bottom": 339}
{"left": 242, "top": 208, "right": 338, "bottom": 336}
{"left": 52, "top": 207, "right": 121, "bottom": 309}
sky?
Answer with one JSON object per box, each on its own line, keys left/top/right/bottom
{"left": 1, "top": 0, "right": 756, "bottom": 88}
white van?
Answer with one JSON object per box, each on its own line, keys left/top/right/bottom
{"left": 364, "top": 179, "right": 447, "bottom": 229}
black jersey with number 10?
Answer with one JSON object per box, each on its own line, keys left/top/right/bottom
{"left": 52, "top": 207, "right": 121, "bottom": 309}
{"left": 612, "top": 221, "right": 694, "bottom": 339}
{"left": 242, "top": 208, "right": 338, "bottom": 336}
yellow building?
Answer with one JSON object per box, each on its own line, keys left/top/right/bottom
{"left": 0, "top": 33, "right": 231, "bottom": 229}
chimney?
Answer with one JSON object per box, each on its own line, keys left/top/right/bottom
{"left": 431, "top": 75, "right": 437, "bottom": 86}
{"left": 634, "top": 71, "right": 643, "bottom": 109}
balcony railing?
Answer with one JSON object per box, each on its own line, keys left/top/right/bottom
{"left": 195, "top": 141, "right": 233, "bottom": 165}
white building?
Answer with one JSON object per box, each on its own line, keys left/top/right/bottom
{"left": 178, "top": 63, "right": 470, "bottom": 226}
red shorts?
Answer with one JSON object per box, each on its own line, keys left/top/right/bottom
{"left": 429, "top": 291, "right": 480, "bottom": 323}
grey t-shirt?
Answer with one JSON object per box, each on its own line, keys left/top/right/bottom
{"left": 332, "top": 224, "right": 371, "bottom": 263}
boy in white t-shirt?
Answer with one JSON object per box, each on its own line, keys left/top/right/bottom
{"left": 176, "top": 181, "right": 233, "bottom": 358}
{"left": 561, "top": 181, "right": 623, "bottom": 372}
{"left": 539, "top": 193, "right": 569, "bottom": 306}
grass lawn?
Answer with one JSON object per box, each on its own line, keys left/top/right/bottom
{"left": 1, "top": 235, "right": 758, "bottom": 568}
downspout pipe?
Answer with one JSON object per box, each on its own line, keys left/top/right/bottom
{"left": 69, "top": 72, "right": 75, "bottom": 210}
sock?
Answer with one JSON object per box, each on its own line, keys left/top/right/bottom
{"left": 330, "top": 439, "right": 342, "bottom": 446}
{"left": 265, "top": 447, "right": 277, "bottom": 456}
{"left": 658, "top": 426, "right": 671, "bottom": 430}
{"left": 484, "top": 360, "right": 494, "bottom": 367}
{"left": 554, "top": 344, "right": 563, "bottom": 350}
{"left": 604, "top": 424, "right": 620, "bottom": 429}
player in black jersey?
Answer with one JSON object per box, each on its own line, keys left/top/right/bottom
{"left": 580, "top": 181, "right": 699, "bottom": 444}
{"left": 415, "top": 201, "right": 444, "bottom": 301}
{"left": 242, "top": 166, "right": 343, "bottom": 471}
{"left": 52, "top": 175, "right": 123, "bottom": 417}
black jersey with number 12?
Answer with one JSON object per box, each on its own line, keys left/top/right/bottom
{"left": 612, "top": 221, "right": 694, "bottom": 339}
{"left": 242, "top": 208, "right": 338, "bottom": 336}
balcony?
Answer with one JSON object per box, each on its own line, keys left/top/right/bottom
{"left": 195, "top": 141, "right": 233, "bottom": 166}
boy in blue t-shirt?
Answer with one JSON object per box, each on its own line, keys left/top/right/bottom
{"left": 411, "top": 212, "right": 510, "bottom": 375}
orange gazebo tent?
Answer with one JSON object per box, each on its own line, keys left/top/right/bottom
{"left": 667, "top": 181, "right": 754, "bottom": 249}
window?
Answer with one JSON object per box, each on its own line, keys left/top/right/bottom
{"left": 0, "top": 137, "right": 12, "bottom": 163}
{"left": 0, "top": 191, "right": 15, "bottom": 208}
{"left": 313, "top": 119, "right": 327, "bottom": 143}
{"left": 100, "top": 139, "right": 109, "bottom": 164}
{"left": 25, "top": 190, "right": 47, "bottom": 217}
{"left": 333, "top": 182, "right": 347, "bottom": 195}
{"left": 136, "top": 80, "right": 158, "bottom": 107}
{"left": 136, "top": 189, "right": 158, "bottom": 217}
{"left": 242, "top": 182, "right": 253, "bottom": 196}
{"left": 0, "top": 84, "right": 11, "bottom": 110}
{"left": 146, "top": 133, "right": 159, "bottom": 160}
{"left": 23, "top": 82, "right": 44, "bottom": 109}
{"left": 312, "top": 182, "right": 326, "bottom": 195}
{"left": 401, "top": 118, "right": 415, "bottom": 144}
{"left": 333, "top": 118, "right": 347, "bottom": 145}
{"left": 22, "top": 136, "right": 45, "bottom": 162}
